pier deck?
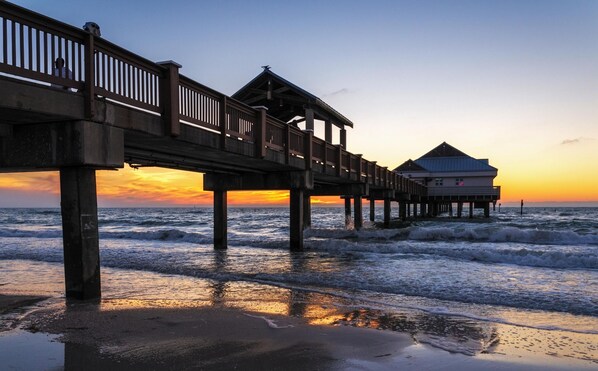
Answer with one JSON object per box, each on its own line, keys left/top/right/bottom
{"left": 0, "top": 1, "right": 432, "bottom": 298}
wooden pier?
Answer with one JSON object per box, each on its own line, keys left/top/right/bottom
{"left": 0, "top": 2, "right": 433, "bottom": 299}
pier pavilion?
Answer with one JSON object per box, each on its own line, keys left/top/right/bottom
{"left": 394, "top": 142, "right": 501, "bottom": 218}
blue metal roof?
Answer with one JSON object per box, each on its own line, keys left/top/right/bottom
{"left": 414, "top": 157, "right": 497, "bottom": 172}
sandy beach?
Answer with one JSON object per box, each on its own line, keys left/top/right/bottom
{"left": 1, "top": 291, "right": 596, "bottom": 370}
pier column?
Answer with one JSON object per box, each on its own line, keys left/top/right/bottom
{"left": 354, "top": 196, "right": 363, "bottom": 230}
{"left": 214, "top": 190, "right": 227, "bottom": 249}
{"left": 60, "top": 167, "right": 101, "bottom": 300}
{"left": 449, "top": 203, "right": 453, "bottom": 217}
{"left": 303, "top": 195, "right": 311, "bottom": 229}
{"left": 469, "top": 202, "right": 474, "bottom": 219}
{"left": 369, "top": 199, "right": 375, "bottom": 221}
{"left": 457, "top": 202, "right": 463, "bottom": 218}
{"left": 399, "top": 202, "right": 406, "bottom": 221}
{"left": 407, "top": 203, "right": 411, "bottom": 218}
{"left": 413, "top": 203, "right": 418, "bottom": 218}
{"left": 383, "top": 198, "right": 391, "bottom": 227}
{"left": 484, "top": 202, "right": 490, "bottom": 218}
{"left": 290, "top": 189, "right": 304, "bottom": 250}
{"left": 344, "top": 197, "right": 352, "bottom": 228}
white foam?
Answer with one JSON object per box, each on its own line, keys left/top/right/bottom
{"left": 243, "top": 314, "right": 294, "bottom": 329}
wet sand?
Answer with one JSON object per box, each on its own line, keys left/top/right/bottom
{"left": 1, "top": 295, "right": 596, "bottom": 370}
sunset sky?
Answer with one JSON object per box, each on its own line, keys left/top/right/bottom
{"left": 1, "top": 0, "right": 597, "bottom": 207}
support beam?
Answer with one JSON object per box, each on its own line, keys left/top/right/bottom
{"left": 290, "top": 189, "right": 304, "bottom": 250}
{"left": 340, "top": 128, "right": 346, "bottom": 149}
{"left": 214, "top": 190, "right": 227, "bottom": 249}
{"left": 370, "top": 198, "right": 375, "bottom": 221}
{"left": 60, "top": 167, "right": 100, "bottom": 300}
{"left": 305, "top": 108, "right": 315, "bottom": 131}
{"left": 306, "top": 183, "right": 368, "bottom": 197}
{"left": 204, "top": 171, "right": 313, "bottom": 191}
{"left": 354, "top": 196, "right": 363, "bottom": 230}
{"left": 325, "top": 120, "right": 332, "bottom": 143}
{"left": 383, "top": 198, "right": 391, "bottom": 227}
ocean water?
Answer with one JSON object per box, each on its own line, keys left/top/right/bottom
{"left": 0, "top": 206, "right": 597, "bottom": 361}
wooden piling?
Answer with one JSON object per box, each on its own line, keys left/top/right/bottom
{"left": 60, "top": 167, "right": 101, "bottom": 300}
{"left": 303, "top": 194, "right": 311, "bottom": 229}
{"left": 354, "top": 196, "right": 363, "bottom": 230}
{"left": 214, "top": 190, "right": 227, "bottom": 249}
{"left": 370, "top": 198, "right": 375, "bottom": 221}
{"left": 290, "top": 189, "right": 304, "bottom": 250}
{"left": 344, "top": 197, "right": 352, "bottom": 228}
{"left": 383, "top": 198, "right": 391, "bottom": 227}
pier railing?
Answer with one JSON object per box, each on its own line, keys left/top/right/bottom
{"left": 0, "top": 1, "right": 426, "bottom": 197}
{"left": 427, "top": 186, "right": 501, "bottom": 198}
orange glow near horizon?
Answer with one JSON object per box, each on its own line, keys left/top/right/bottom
{"left": 0, "top": 165, "right": 349, "bottom": 207}
{"left": 0, "top": 149, "right": 597, "bottom": 207}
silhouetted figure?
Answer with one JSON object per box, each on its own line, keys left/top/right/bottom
{"left": 52, "top": 57, "right": 73, "bottom": 90}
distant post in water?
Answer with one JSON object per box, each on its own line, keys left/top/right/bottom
{"left": 520, "top": 199, "right": 524, "bottom": 216}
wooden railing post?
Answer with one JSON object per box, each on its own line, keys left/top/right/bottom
{"left": 382, "top": 166, "right": 390, "bottom": 188}
{"left": 336, "top": 145, "right": 343, "bottom": 177}
{"left": 219, "top": 96, "right": 228, "bottom": 150}
{"left": 284, "top": 124, "right": 291, "bottom": 164}
{"left": 340, "top": 128, "right": 347, "bottom": 149}
{"left": 323, "top": 144, "right": 329, "bottom": 174}
{"left": 84, "top": 33, "right": 95, "bottom": 119}
{"left": 157, "top": 61, "right": 182, "bottom": 137}
{"left": 253, "top": 106, "right": 267, "bottom": 158}
{"left": 356, "top": 154, "right": 363, "bottom": 182}
{"left": 304, "top": 130, "right": 313, "bottom": 170}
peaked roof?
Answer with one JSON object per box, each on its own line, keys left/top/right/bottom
{"left": 232, "top": 69, "right": 354, "bottom": 128}
{"left": 394, "top": 142, "right": 497, "bottom": 173}
{"left": 421, "top": 142, "right": 468, "bottom": 158}
{"left": 394, "top": 159, "right": 427, "bottom": 172}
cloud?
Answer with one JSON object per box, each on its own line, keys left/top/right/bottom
{"left": 322, "top": 88, "right": 349, "bottom": 98}
{"left": 560, "top": 137, "right": 595, "bottom": 145}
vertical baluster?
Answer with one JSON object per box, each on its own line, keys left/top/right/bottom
{"left": 127, "top": 63, "right": 133, "bottom": 98}
{"left": 2, "top": 18, "right": 7, "bottom": 64}
{"left": 11, "top": 20, "right": 16, "bottom": 66}
{"left": 111, "top": 57, "right": 116, "bottom": 93}
{"left": 19, "top": 22, "right": 24, "bottom": 68}
{"left": 77, "top": 42, "right": 82, "bottom": 81}
{"left": 94, "top": 51, "right": 99, "bottom": 88}
{"left": 27, "top": 25, "right": 32, "bottom": 70}
{"left": 50, "top": 33, "right": 55, "bottom": 70}
{"left": 70, "top": 40, "right": 75, "bottom": 80}
{"left": 57, "top": 36, "right": 62, "bottom": 68}
{"left": 36, "top": 29, "right": 40, "bottom": 72}
{"left": 100, "top": 54, "right": 108, "bottom": 90}
{"left": 120, "top": 60, "right": 124, "bottom": 96}
{"left": 44, "top": 31, "right": 48, "bottom": 74}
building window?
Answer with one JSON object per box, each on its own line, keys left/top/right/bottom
{"left": 455, "top": 178, "right": 464, "bottom": 186}
{"left": 435, "top": 178, "right": 443, "bottom": 186}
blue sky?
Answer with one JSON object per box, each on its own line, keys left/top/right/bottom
{"left": 2, "top": 0, "right": 598, "bottom": 206}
